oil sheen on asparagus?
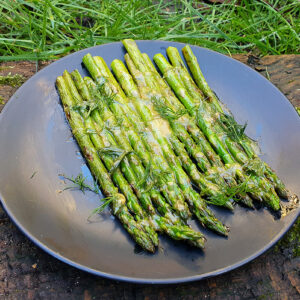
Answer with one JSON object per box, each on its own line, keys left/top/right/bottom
{"left": 55, "top": 39, "right": 292, "bottom": 253}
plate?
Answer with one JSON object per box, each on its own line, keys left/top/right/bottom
{"left": 0, "top": 41, "right": 299, "bottom": 284}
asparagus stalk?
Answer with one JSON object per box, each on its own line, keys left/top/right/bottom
{"left": 122, "top": 39, "right": 224, "bottom": 169}
{"left": 153, "top": 53, "right": 280, "bottom": 211}
{"left": 82, "top": 54, "right": 191, "bottom": 221}
{"left": 166, "top": 47, "right": 288, "bottom": 200}
{"left": 56, "top": 75, "right": 155, "bottom": 252}
{"left": 181, "top": 45, "right": 288, "bottom": 199}
{"left": 90, "top": 56, "right": 229, "bottom": 235}
{"left": 81, "top": 76, "right": 207, "bottom": 248}
{"left": 167, "top": 46, "right": 205, "bottom": 107}
{"left": 71, "top": 70, "right": 179, "bottom": 223}
{"left": 111, "top": 58, "right": 236, "bottom": 210}
{"left": 68, "top": 70, "right": 206, "bottom": 248}
{"left": 72, "top": 71, "right": 169, "bottom": 215}
{"left": 123, "top": 56, "right": 211, "bottom": 173}
{"left": 124, "top": 49, "right": 253, "bottom": 208}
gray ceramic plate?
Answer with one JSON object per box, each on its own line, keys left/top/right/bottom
{"left": 0, "top": 41, "right": 299, "bottom": 284}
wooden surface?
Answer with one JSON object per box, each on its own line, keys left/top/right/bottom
{"left": 0, "top": 55, "right": 299, "bottom": 299}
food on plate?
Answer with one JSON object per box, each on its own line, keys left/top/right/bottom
{"left": 56, "top": 39, "right": 292, "bottom": 252}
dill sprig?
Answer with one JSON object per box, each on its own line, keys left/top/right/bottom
{"left": 95, "top": 78, "right": 117, "bottom": 107}
{"left": 195, "top": 102, "right": 207, "bottom": 124}
{"left": 98, "top": 146, "right": 133, "bottom": 175}
{"left": 137, "top": 158, "right": 153, "bottom": 191}
{"left": 87, "top": 196, "right": 115, "bottom": 220}
{"left": 204, "top": 178, "right": 255, "bottom": 206}
{"left": 59, "top": 172, "right": 114, "bottom": 220}
{"left": 243, "top": 158, "right": 266, "bottom": 177}
{"left": 59, "top": 172, "right": 100, "bottom": 194}
{"left": 71, "top": 96, "right": 104, "bottom": 119}
{"left": 85, "top": 128, "right": 98, "bottom": 135}
{"left": 73, "top": 77, "right": 117, "bottom": 121}
{"left": 137, "top": 158, "right": 171, "bottom": 193}
{"left": 151, "top": 96, "right": 188, "bottom": 121}
{"left": 30, "top": 171, "right": 37, "bottom": 179}
{"left": 219, "top": 113, "right": 247, "bottom": 143}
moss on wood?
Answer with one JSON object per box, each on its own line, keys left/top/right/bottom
{"left": 0, "top": 73, "right": 24, "bottom": 87}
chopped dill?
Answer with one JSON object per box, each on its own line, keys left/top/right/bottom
{"left": 204, "top": 177, "right": 257, "bottom": 206}
{"left": 59, "top": 172, "right": 114, "bottom": 220}
{"left": 71, "top": 97, "right": 104, "bottom": 119}
{"left": 87, "top": 196, "right": 115, "bottom": 220}
{"left": 59, "top": 172, "right": 100, "bottom": 194}
{"left": 71, "top": 77, "right": 118, "bottom": 120}
{"left": 85, "top": 128, "right": 98, "bottom": 135}
{"left": 95, "top": 78, "right": 117, "bottom": 107}
{"left": 243, "top": 158, "right": 266, "bottom": 177}
{"left": 151, "top": 96, "right": 188, "bottom": 121}
{"left": 137, "top": 158, "right": 152, "bottom": 190}
{"left": 219, "top": 113, "right": 247, "bottom": 143}
{"left": 98, "top": 146, "right": 133, "bottom": 175}
{"left": 98, "top": 146, "right": 124, "bottom": 157}
{"left": 137, "top": 158, "right": 171, "bottom": 193}
{"left": 30, "top": 171, "right": 37, "bottom": 179}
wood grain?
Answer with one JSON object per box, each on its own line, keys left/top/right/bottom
{"left": 0, "top": 55, "right": 299, "bottom": 300}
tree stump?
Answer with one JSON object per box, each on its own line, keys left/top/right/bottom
{"left": 0, "top": 55, "right": 299, "bottom": 299}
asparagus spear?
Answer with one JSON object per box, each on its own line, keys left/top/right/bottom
{"left": 122, "top": 40, "right": 238, "bottom": 180}
{"left": 82, "top": 54, "right": 191, "bottom": 221}
{"left": 62, "top": 70, "right": 159, "bottom": 246}
{"left": 153, "top": 53, "right": 280, "bottom": 211}
{"left": 56, "top": 75, "right": 155, "bottom": 252}
{"left": 85, "top": 78, "right": 206, "bottom": 248}
{"left": 123, "top": 47, "right": 253, "bottom": 208}
{"left": 89, "top": 56, "right": 229, "bottom": 235}
{"left": 68, "top": 70, "right": 206, "bottom": 248}
{"left": 181, "top": 45, "right": 288, "bottom": 199}
{"left": 141, "top": 53, "right": 252, "bottom": 197}
{"left": 111, "top": 58, "right": 236, "bottom": 210}
{"left": 166, "top": 47, "right": 288, "bottom": 200}
{"left": 71, "top": 70, "right": 180, "bottom": 224}
{"left": 174, "top": 45, "right": 223, "bottom": 113}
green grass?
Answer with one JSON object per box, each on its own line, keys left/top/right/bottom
{"left": 0, "top": 0, "right": 299, "bottom": 61}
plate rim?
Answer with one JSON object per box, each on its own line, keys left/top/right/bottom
{"left": 1, "top": 195, "right": 299, "bottom": 284}
{"left": 0, "top": 40, "right": 299, "bottom": 284}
